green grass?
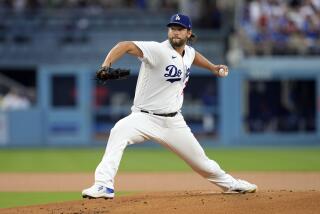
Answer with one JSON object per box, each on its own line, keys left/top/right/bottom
{"left": 0, "top": 147, "right": 319, "bottom": 172}
{"left": 0, "top": 191, "right": 130, "bottom": 209}
{"left": 0, "top": 192, "right": 79, "bottom": 209}
{"left": 208, "top": 148, "right": 320, "bottom": 171}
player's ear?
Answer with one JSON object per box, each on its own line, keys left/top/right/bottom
{"left": 187, "top": 30, "right": 192, "bottom": 38}
{"left": 188, "top": 30, "right": 193, "bottom": 39}
{"left": 187, "top": 32, "right": 197, "bottom": 45}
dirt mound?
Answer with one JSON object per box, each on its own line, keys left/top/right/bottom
{"left": 2, "top": 190, "right": 320, "bottom": 214}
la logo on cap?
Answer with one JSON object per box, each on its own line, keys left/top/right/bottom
{"left": 175, "top": 15, "right": 180, "bottom": 20}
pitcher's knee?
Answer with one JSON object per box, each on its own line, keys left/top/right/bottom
{"left": 110, "top": 122, "right": 125, "bottom": 137}
{"left": 108, "top": 120, "right": 143, "bottom": 145}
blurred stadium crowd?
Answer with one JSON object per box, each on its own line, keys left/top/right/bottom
{"left": 0, "top": 0, "right": 228, "bottom": 51}
{"left": 0, "top": 0, "right": 177, "bottom": 11}
{"left": 0, "top": 0, "right": 225, "bottom": 29}
{"left": 238, "top": 0, "right": 320, "bottom": 55}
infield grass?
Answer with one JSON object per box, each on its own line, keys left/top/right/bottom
{"left": 0, "top": 191, "right": 131, "bottom": 209}
{"left": 0, "top": 147, "right": 319, "bottom": 172}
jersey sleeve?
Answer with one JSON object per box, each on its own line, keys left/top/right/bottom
{"left": 133, "top": 41, "right": 159, "bottom": 66}
{"left": 187, "top": 45, "right": 196, "bottom": 64}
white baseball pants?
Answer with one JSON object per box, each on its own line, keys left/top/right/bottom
{"left": 94, "top": 111, "right": 238, "bottom": 190}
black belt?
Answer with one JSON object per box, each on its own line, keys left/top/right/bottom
{"left": 140, "top": 110, "right": 177, "bottom": 117}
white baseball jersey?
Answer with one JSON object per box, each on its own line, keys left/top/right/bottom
{"left": 93, "top": 40, "right": 255, "bottom": 194}
{"left": 132, "top": 40, "right": 195, "bottom": 114}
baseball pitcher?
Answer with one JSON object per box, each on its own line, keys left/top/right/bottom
{"left": 82, "top": 14, "right": 257, "bottom": 199}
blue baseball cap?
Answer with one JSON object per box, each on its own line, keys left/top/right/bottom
{"left": 167, "top": 14, "right": 192, "bottom": 30}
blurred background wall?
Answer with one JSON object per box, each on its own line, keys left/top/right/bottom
{"left": 0, "top": 0, "right": 319, "bottom": 147}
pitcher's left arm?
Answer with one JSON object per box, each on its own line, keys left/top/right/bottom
{"left": 192, "top": 51, "right": 228, "bottom": 77}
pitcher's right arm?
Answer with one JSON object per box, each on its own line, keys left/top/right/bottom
{"left": 102, "top": 41, "right": 143, "bottom": 67}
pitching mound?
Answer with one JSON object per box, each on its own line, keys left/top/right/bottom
{"left": 2, "top": 190, "right": 320, "bottom": 214}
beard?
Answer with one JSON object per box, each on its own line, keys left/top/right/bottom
{"left": 169, "top": 37, "right": 187, "bottom": 48}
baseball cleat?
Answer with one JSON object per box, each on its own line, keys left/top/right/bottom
{"left": 226, "top": 179, "right": 257, "bottom": 194}
{"left": 82, "top": 184, "right": 115, "bottom": 199}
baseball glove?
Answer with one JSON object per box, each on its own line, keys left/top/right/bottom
{"left": 96, "top": 66, "right": 130, "bottom": 84}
